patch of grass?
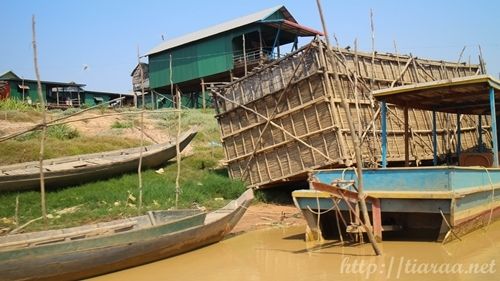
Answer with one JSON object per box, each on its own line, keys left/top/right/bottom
{"left": 0, "top": 110, "right": 43, "bottom": 123}
{"left": 111, "top": 120, "right": 134, "bottom": 129}
{"left": 15, "top": 124, "right": 80, "bottom": 141}
{"left": 0, "top": 99, "right": 39, "bottom": 111}
{"left": 152, "top": 109, "right": 220, "bottom": 143}
{"left": 0, "top": 157, "right": 246, "bottom": 231}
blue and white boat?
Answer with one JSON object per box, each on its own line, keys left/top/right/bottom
{"left": 293, "top": 75, "right": 500, "bottom": 243}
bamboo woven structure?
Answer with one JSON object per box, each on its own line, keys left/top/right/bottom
{"left": 214, "top": 38, "right": 488, "bottom": 188}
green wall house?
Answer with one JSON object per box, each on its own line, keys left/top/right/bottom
{"left": 0, "top": 70, "right": 85, "bottom": 107}
{"left": 144, "top": 5, "right": 322, "bottom": 106}
{"left": 83, "top": 90, "right": 134, "bottom": 107}
{"left": 0, "top": 70, "right": 132, "bottom": 108}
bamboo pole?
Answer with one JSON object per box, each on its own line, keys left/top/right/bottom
{"left": 175, "top": 86, "right": 182, "bottom": 209}
{"left": 315, "top": 0, "right": 382, "bottom": 256}
{"left": 370, "top": 8, "right": 375, "bottom": 91}
{"left": 137, "top": 46, "right": 145, "bottom": 213}
{"left": 32, "top": 15, "right": 47, "bottom": 224}
{"left": 353, "top": 39, "right": 362, "bottom": 136}
{"left": 243, "top": 34, "right": 248, "bottom": 76}
{"left": 170, "top": 54, "right": 182, "bottom": 209}
{"left": 15, "top": 195, "right": 19, "bottom": 228}
{"left": 478, "top": 45, "right": 486, "bottom": 74}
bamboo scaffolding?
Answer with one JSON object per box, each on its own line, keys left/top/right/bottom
{"left": 215, "top": 38, "right": 484, "bottom": 189}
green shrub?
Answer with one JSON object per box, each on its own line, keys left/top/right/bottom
{"left": 111, "top": 120, "right": 133, "bottom": 129}
{"left": 16, "top": 124, "right": 80, "bottom": 141}
{"left": 0, "top": 99, "right": 38, "bottom": 111}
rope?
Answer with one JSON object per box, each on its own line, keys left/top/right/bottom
{"left": 439, "top": 208, "right": 462, "bottom": 242}
{"left": 484, "top": 167, "right": 496, "bottom": 229}
{"left": 306, "top": 205, "right": 336, "bottom": 215}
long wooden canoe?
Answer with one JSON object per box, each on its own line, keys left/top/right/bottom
{"left": 0, "top": 189, "right": 253, "bottom": 281}
{"left": 0, "top": 129, "right": 197, "bottom": 192}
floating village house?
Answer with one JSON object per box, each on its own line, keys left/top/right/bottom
{"left": 0, "top": 70, "right": 85, "bottom": 107}
{"left": 142, "top": 5, "right": 322, "bottom": 108}
{"left": 0, "top": 70, "right": 129, "bottom": 108}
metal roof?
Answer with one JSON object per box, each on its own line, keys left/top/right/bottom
{"left": 0, "top": 70, "right": 85, "bottom": 87}
{"left": 145, "top": 6, "right": 302, "bottom": 56}
{"left": 373, "top": 75, "right": 500, "bottom": 115}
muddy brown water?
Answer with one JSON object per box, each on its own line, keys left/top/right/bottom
{"left": 91, "top": 222, "right": 500, "bottom": 281}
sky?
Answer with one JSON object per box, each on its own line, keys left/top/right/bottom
{"left": 1, "top": 0, "right": 499, "bottom": 93}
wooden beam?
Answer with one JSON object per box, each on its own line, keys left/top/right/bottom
{"left": 404, "top": 106, "right": 409, "bottom": 166}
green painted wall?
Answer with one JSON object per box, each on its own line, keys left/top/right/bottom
{"left": 149, "top": 25, "right": 260, "bottom": 89}
{"left": 7, "top": 80, "right": 46, "bottom": 103}
{"left": 84, "top": 92, "right": 112, "bottom": 106}
{"left": 265, "top": 10, "right": 285, "bottom": 21}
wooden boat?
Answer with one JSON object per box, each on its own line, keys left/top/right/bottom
{"left": 0, "top": 129, "right": 197, "bottom": 192}
{"left": 0, "top": 189, "right": 253, "bottom": 281}
{"left": 293, "top": 75, "right": 500, "bottom": 243}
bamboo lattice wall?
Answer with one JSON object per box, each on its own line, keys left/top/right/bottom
{"left": 214, "top": 38, "right": 489, "bottom": 188}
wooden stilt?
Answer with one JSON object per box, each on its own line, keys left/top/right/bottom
{"left": 201, "top": 78, "right": 206, "bottom": 111}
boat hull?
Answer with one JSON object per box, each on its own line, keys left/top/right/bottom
{"left": 0, "top": 130, "right": 197, "bottom": 192}
{"left": 0, "top": 189, "right": 253, "bottom": 281}
{"left": 292, "top": 167, "right": 500, "bottom": 242}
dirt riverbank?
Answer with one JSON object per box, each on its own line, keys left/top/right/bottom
{"left": 231, "top": 203, "right": 305, "bottom": 234}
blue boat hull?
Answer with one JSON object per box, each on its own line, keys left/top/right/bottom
{"left": 293, "top": 166, "right": 500, "bottom": 242}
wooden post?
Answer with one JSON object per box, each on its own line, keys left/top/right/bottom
{"left": 151, "top": 90, "right": 155, "bottom": 110}
{"left": 175, "top": 86, "right": 182, "bottom": 209}
{"left": 316, "top": 0, "right": 382, "bottom": 256}
{"left": 490, "top": 87, "right": 498, "bottom": 167}
{"left": 381, "top": 101, "right": 387, "bottom": 168}
{"left": 77, "top": 88, "right": 81, "bottom": 107}
{"left": 201, "top": 78, "right": 206, "bottom": 111}
{"left": 56, "top": 88, "right": 59, "bottom": 106}
{"left": 170, "top": 54, "right": 174, "bottom": 108}
{"left": 21, "top": 78, "right": 26, "bottom": 101}
{"left": 258, "top": 28, "right": 263, "bottom": 65}
{"left": 456, "top": 113, "right": 461, "bottom": 162}
{"left": 404, "top": 106, "right": 410, "bottom": 166}
{"left": 432, "top": 110, "right": 438, "bottom": 165}
{"left": 478, "top": 115, "right": 483, "bottom": 151}
{"left": 243, "top": 34, "right": 248, "bottom": 76}
{"left": 32, "top": 15, "right": 47, "bottom": 223}
{"left": 137, "top": 46, "right": 146, "bottom": 212}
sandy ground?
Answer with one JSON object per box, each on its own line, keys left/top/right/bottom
{"left": 0, "top": 111, "right": 173, "bottom": 143}
{"left": 231, "top": 203, "right": 305, "bottom": 234}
